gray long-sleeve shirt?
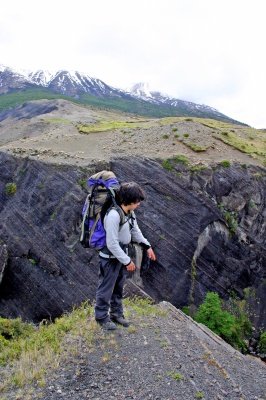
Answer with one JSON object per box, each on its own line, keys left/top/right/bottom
{"left": 104, "top": 208, "right": 150, "bottom": 265}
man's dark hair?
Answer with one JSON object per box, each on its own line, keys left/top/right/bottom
{"left": 118, "top": 182, "right": 145, "bottom": 206}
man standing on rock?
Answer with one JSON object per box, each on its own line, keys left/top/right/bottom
{"left": 95, "top": 182, "right": 156, "bottom": 330}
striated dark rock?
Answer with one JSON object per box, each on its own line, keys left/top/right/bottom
{"left": 0, "top": 152, "right": 265, "bottom": 331}
{"left": 0, "top": 244, "right": 8, "bottom": 284}
{"left": 0, "top": 100, "right": 58, "bottom": 122}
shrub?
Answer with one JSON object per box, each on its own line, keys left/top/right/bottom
{"left": 183, "top": 133, "right": 190, "bottom": 138}
{"left": 259, "top": 332, "right": 266, "bottom": 353}
{"left": 162, "top": 159, "right": 173, "bottom": 171}
{"left": 173, "top": 154, "right": 189, "bottom": 165}
{"left": 162, "top": 155, "right": 189, "bottom": 171}
{"left": 195, "top": 292, "right": 235, "bottom": 340}
{"left": 219, "top": 160, "right": 231, "bottom": 168}
{"left": 0, "top": 317, "right": 34, "bottom": 341}
{"left": 78, "top": 178, "right": 87, "bottom": 190}
{"left": 162, "top": 134, "right": 169, "bottom": 139}
{"left": 194, "top": 292, "right": 250, "bottom": 350}
{"left": 5, "top": 182, "right": 17, "bottom": 195}
{"left": 223, "top": 210, "right": 238, "bottom": 234}
{"left": 172, "top": 128, "right": 178, "bottom": 132}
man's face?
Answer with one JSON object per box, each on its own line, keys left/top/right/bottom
{"left": 127, "top": 201, "right": 141, "bottom": 211}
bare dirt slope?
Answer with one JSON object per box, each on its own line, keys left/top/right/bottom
{"left": 0, "top": 99, "right": 265, "bottom": 167}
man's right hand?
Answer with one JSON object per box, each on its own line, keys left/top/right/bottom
{"left": 126, "top": 261, "right": 136, "bottom": 272}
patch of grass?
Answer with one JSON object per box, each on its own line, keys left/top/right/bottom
{"left": 195, "top": 392, "right": 204, "bottom": 399}
{"left": 190, "top": 164, "right": 207, "bottom": 173}
{"left": 5, "top": 182, "right": 17, "bottom": 195}
{"left": 162, "top": 134, "right": 169, "bottom": 139}
{"left": 215, "top": 129, "right": 266, "bottom": 162}
{"left": 172, "top": 128, "right": 178, "bottom": 132}
{"left": 78, "top": 178, "right": 87, "bottom": 190}
{"left": 45, "top": 118, "right": 71, "bottom": 124}
{"left": 168, "top": 371, "right": 183, "bottom": 381}
{"left": 77, "top": 120, "right": 146, "bottom": 134}
{"left": 183, "top": 133, "right": 190, "bottom": 138}
{"left": 162, "top": 159, "right": 173, "bottom": 171}
{"left": 185, "top": 143, "right": 208, "bottom": 152}
{"left": 173, "top": 154, "right": 189, "bottom": 165}
{"left": 162, "top": 154, "right": 189, "bottom": 171}
{"left": 127, "top": 325, "right": 137, "bottom": 334}
{"left": 0, "top": 302, "right": 95, "bottom": 390}
{"left": 219, "top": 160, "right": 231, "bottom": 168}
{"left": 124, "top": 297, "right": 167, "bottom": 318}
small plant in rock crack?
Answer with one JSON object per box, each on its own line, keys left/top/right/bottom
{"left": 195, "top": 392, "right": 204, "bottom": 399}
{"left": 5, "top": 182, "right": 17, "bottom": 195}
{"left": 127, "top": 326, "right": 137, "bottom": 334}
{"left": 101, "top": 352, "right": 111, "bottom": 363}
{"left": 168, "top": 371, "right": 183, "bottom": 381}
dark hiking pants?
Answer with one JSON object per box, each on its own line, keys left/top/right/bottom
{"left": 95, "top": 257, "right": 127, "bottom": 323}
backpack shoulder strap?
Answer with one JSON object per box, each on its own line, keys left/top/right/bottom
{"left": 105, "top": 205, "right": 125, "bottom": 228}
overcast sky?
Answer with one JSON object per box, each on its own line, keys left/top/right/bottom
{"left": 1, "top": 0, "right": 265, "bottom": 128}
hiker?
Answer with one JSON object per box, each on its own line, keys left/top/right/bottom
{"left": 95, "top": 181, "right": 156, "bottom": 330}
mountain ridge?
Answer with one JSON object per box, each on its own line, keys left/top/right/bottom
{"left": 0, "top": 65, "right": 246, "bottom": 124}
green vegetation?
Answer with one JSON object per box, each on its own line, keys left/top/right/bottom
{"left": 184, "top": 142, "right": 208, "bottom": 152}
{"left": 215, "top": 128, "right": 266, "bottom": 163}
{"left": 195, "top": 392, "right": 204, "bottom": 399}
{"left": 168, "top": 371, "right": 183, "bottom": 381}
{"left": 183, "top": 133, "right": 190, "bottom": 138}
{"left": 0, "top": 88, "right": 73, "bottom": 112}
{"left": 219, "top": 160, "right": 231, "bottom": 168}
{"left": 195, "top": 292, "right": 252, "bottom": 351}
{"left": 259, "top": 331, "right": 266, "bottom": 353}
{"left": 4, "top": 182, "right": 17, "bottom": 195}
{"left": 78, "top": 178, "right": 87, "bottom": 190}
{"left": 0, "top": 88, "right": 244, "bottom": 122}
{"left": 0, "top": 303, "right": 95, "bottom": 390}
{"left": 162, "top": 154, "right": 189, "bottom": 171}
{"left": 45, "top": 117, "right": 71, "bottom": 124}
{"left": 124, "top": 297, "right": 167, "bottom": 318}
{"left": 77, "top": 120, "right": 146, "bottom": 134}
{"left": 218, "top": 204, "right": 238, "bottom": 234}
{"left": 190, "top": 164, "right": 207, "bottom": 173}
{"left": 162, "top": 134, "right": 169, "bottom": 139}
{"left": 0, "top": 297, "right": 168, "bottom": 393}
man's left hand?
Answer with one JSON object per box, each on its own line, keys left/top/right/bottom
{"left": 147, "top": 247, "right": 156, "bottom": 261}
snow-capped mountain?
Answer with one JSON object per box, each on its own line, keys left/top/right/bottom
{"left": 129, "top": 82, "right": 222, "bottom": 118}
{"left": 0, "top": 65, "right": 128, "bottom": 98}
{"left": 0, "top": 65, "right": 243, "bottom": 124}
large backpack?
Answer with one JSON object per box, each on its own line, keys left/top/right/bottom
{"left": 80, "top": 170, "right": 125, "bottom": 250}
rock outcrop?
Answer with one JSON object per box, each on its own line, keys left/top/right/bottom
{"left": 0, "top": 152, "right": 265, "bottom": 331}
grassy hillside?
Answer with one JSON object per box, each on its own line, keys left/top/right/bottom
{"left": 0, "top": 89, "right": 73, "bottom": 112}
{"left": 0, "top": 88, "right": 244, "bottom": 124}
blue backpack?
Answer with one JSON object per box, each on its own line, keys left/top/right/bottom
{"left": 80, "top": 170, "right": 125, "bottom": 250}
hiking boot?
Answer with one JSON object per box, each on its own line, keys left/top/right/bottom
{"left": 111, "top": 316, "right": 130, "bottom": 327}
{"left": 98, "top": 320, "right": 117, "bottom": 331}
